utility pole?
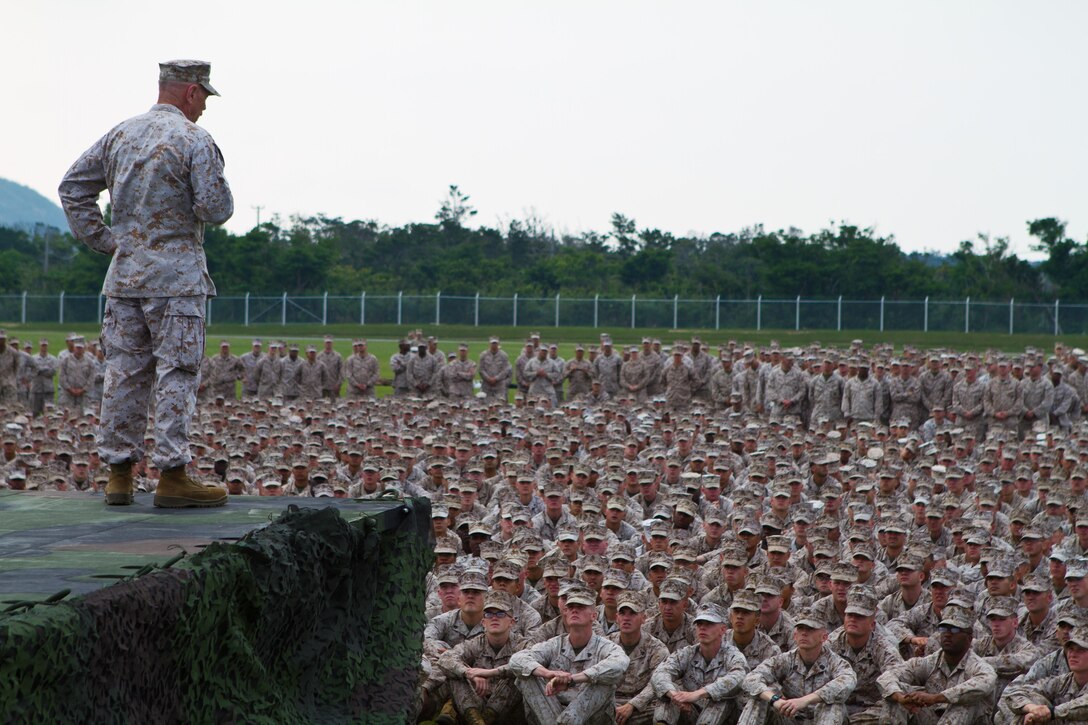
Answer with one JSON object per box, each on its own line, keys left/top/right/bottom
{"left": 252, "top": 205, "right": 265, "bottom": 228}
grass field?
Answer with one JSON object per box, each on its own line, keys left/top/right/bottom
{"left": 8, "top": 322, "right": 1086, "bottom": 400}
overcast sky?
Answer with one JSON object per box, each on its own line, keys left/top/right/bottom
{"left": 6, "top": 1, "right": 1087, "bottom": 257}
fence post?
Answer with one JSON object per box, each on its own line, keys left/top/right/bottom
{"left": 97, "top": 294, "right": 103, "bottom": 323}
{"left": 673, "top": 294, "right": 679, "bottom": 329}
{"left": 924, "top": 296, "right": 929, "bottom": 332}
{"left": 1009, "top": 297, "right": 1014, "bottom": 335}
{"left": 879, "top": 296, "right": 885, "bottom": 332}
{"left": 795, "top": 295, "right": 801, "bottom": 331}
{"left": 593, "top": 295, "right": 599, "bottom": 328}
{"left": 965, "top": 297, "right": 970, "bottom": 333}
{"left": 1055, "top": 299, "right": 1060, "bottom": 336}
{"left": 512, "top": 293, "right": 518, "bottom": 327}
{"left": 59, "top": 291, "right": 64, "bottom": 324}
{"left": 715, "top": 295, "right": 720, "bottom": 330}
{"left": 244, "top": 292, "right": 250, "bottom": 327}
{"left": 756, "top": 295, "right": 762, "bottom": 331}
{"left": 837, "top": 295, "right": 842, "bottom": 331}
{"left": 397, "top": 291, "right": 403, "bottom": 325}
{"left": 360, "top": 292, "right": 365, "bottom": 324}
{"left": 474, "top": 292, "right": 479, "bottom": 327}
{"left": 631, "top": 295, "right": 636, "bottom": 329}
{"left": 322, "top": 291, "right": 328, "bottom": 325}
{"left": 435, "top": 291, "right": 441, "bottom": 325}
{"left": 21, "top": 291, "right": 26, "bottom": 324}
{"left": 555, "top": 293, "right": 560, "bottom": 327}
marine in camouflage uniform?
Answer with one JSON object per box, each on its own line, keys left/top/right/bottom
{"left": 509, "top": 585, "right": 630, "bottom": 725}
{"left": 592, "top": 343, "right": 622, "bottom": 397}
{"left": 524, "top": 350, "right": 561, "bottom": 405}
{"left": 876, "top": 606, "right": 998, "bottom": 725}
{"left": 390, "top": 341, "right": 411, "bottom": 397}
{"left": 764, "top": 355, "right": 807, "bottom": 420}
{"left": 317, "top": 337, "right": 343, "bottom": 399}
{"left": 889, "top": 367, "right": 923, "bottom": 430}
{"left": 238, "top": 340, "right": 263, "bottom": 400}
{"left": 446, "top": 345, "right": 477, "bottom": 400}
{"left": 280, "top": 347, "right": 303, "bottom": 401}
{"left": 1019, "top": 363, "right": 1054, "bottom": 439}
{"left": 564, "top": 346, "right": 593, "bottom": 400}
{"left": 951, "top": 364, "right": 987, "bottom": 439}
{"left": 709, "top": 357, "right": 734, "bottom": 411}
{"left": 58, "top": 59, "right": 232, "bottom": 474}
{"left": 919, "top": 358, "right": 953, "bottom": 418}
{"left": 0, "top": 332, "right": 20, "bottom": 405}
{"left": 408, "top": 347, "right": 441, "bottom": 398}
{"left": 29, "top": 342, "right": 58, "bottom": 416}
{"left": 808, "top": 361, "right": 845, "bottom": 426}
{"left": 436, "top": 590, "right": 527, "bottom": 724}
{"left": 295, "top": 348, "right": 330, "bottom": 401}
{"left": 607, "top": 591, "right": 670, "bottom": 725}
{"left": 984, "top": 361, "right": 1024, "bottom": 436}
{"left": 478, "top": 338, "right": 512, "bottom": 401}
{"left": 842, "top": 368, "right": 883, "bottom": 423}
{"left": 620, "top": 349, "right": 651, "bottom": 403}
{"left": 344, "top": 340, "right": 380, "bottom": 398}
{"left": 207, "top": 342, "right": 243, "bottom": 400}
{"left": 827, "top": 588, "right": 905, "bottom": 724}
{"left": 58, "top": 342, "right": 96, "bottom": 410}
{"left": 683, "top": 341, "right": 714, "bottom": 402}
{"left": 651, "top": 603, "right": 749, "bottom": 725}
{"left": 739, "top": 607, "right": 857, "bottom": 725}
{"left": 661, "top": 351, "right": 696, "bottom": 411}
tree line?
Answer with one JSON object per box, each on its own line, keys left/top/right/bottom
{"left": 2, "top": 187, "right": 1086, "bottom": 301}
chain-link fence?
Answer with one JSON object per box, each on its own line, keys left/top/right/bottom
{"left": 0, "top": 292, "right": 1082, "bottom": 335}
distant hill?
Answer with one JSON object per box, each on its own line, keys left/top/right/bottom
{"left": 0, "top": 178, "right": 69, "bottom": 233}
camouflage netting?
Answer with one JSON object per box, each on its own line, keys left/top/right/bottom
{"left": 0, "top": 498, "right": 434, "bottom": 724}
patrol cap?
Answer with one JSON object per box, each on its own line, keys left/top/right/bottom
{"left": 766, "top": 535, "right": 791, "bottom": 554}
{"left": 793, "top": 605, "right": 826, "bottom": 630}
{"left": 160, "top": 59, "right": 220, "bottom": 96}
{"left": 658, "top": 578, "right": 688, "bottom": 601}
{"left": 543, "top": 559, "right": 570, "bottom": 578}
{"left": 730, "top": 589, "right": 762, "bottom": 612}
{"left": 719, "top": 544, "right": 748, "bottom": 567}
{"left": 938, "top": 605, "right": 975, "bottom": 630}
{"left": 830, "top": 562, "right": 858, "bottom": 583}
{"left": 483, "top": 590, "right": 516, "bottom": 614}
{"left": 752, "top": 574, "right": 784, "bottom": 596}
{"left": 603, "top": 568, "right": 631, "bottom": 588}
{"left": 1068, "top": 625, "right": 1088, "bottom": 649}
{"left": 1012, "top": 571, "right": 1050, "bottom": 596}
{"left": 844, "top": 587, "right": 878, "bottom": 617}
{"left": 616, "top": 590, "right": 646, "bottom": 613}
{"left": 929, "top": 568, "right": 959, "bottom": 587}
{"left": 458, "top": 571, "right": 489, "bottom": 591}
{"left": 565, "top": 585, "right": 597, "bottom": 607}
{"left": 578, "top": 554, "right": 607, "bottom": 573}
{"left": 693, "top": 603, "right": 727, "bottom": 624}
{"left": 435, "top": 566, "right": 460, "bottom": 586}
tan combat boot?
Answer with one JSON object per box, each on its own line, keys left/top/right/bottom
{"left": 105, "top": 461, "right": 134, "bottom": 505}
{"left": 154, "top": 466, "right": 227, "bottom": 508}
{"left": 434, "top": 699, "right": 458, "bottom": 725}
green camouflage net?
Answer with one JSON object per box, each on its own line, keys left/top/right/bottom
{"left": 0, "top": 498, "right": 434, "bottom": 724}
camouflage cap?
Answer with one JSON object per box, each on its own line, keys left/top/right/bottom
{"left": 1022, "top": 573, "right": 1053, "bottom": 593}
{"left": 929, "top": 568, "right": 960, "bottom": 587}
{"left": 647, "top": 552, "right": 673, "bottom": 570}
{"left": 693, "top": 603, "right": 727, "bottom": 624}
{"left": 938, "top": 605, "right": 975, "bottom": 630}
{"left": 658, "top": 578, "right": 689, "bottom": 601}
{"left": 542, "top": 559, "right": 570, "bottom": 578}
{"left": 603, "top": 568, "right": 631, "bottom": 588}
{"left": 435, "top": 566, "right": 460, "bottom": 586}
{"left": 793, "top": 605, "right": 826, "bottom": 630}
{"left": 483, "top": 590, "right": 516, "bottom": 615}
{"left": 830, "top": 562, "right": 858, "bottom": 583}
{"left": 844, "top": 586, "right": 878, "bottom": 617}
{"left": 986, "top": 596, "right": 1020, "bottom": 619}
{"left": 730, "top": 589, "right": 762, "bottom": 612}
{"left": 490, "top": 559, "right": 522, "bottom": 581}
{"left": 609, "top": 541, "right": 636, "bottom": 562}
{"left": 459, "top": 570, "right": 489, "bottom": 591}
{"left": 565, "top": 585, "right": 597, "bottom": 607}
{"left": 616, "top": 590, "right": 646, "bottom": 613}
{"left": 719, "top": 544, "right": 748, "bottom": 567}
{"left": 1067, "top": 625, "right": 1088, "bottom": 649}
{"left": 433, "top": 534, "right": 460, "bottom": 555}
{"left": 578, "top": 554, "right": 607, "bottom": 574}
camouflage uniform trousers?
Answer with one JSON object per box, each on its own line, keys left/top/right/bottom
{"left": 98, "top": 296, "right": 204, "bottom": 470}
{"left": 516, "top": 676, "right": 616, "bottom": 725}
{"left": 0, "top": 383, "right": 16, "bottom": 405}
{"left": 880, "top": 699, "right": 990, "bottom": 725}
{"left": 654, "top": 695, "right": 737, "bottom": 724}
{"left": 448, "top": 677, "right": 524, "bottom": 722}
{"left": 739, "top": 699, "right": 848, "bottom": 725}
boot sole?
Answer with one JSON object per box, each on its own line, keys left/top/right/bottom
{"left": 105, "top": 493, "right": 134, "bottom": 505}
{"left": 153, "top": 495, "right": 228, "bottom": 509}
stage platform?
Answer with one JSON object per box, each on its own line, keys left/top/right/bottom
{"left": 0, "top": 490, "right": 410, "bottom": 603}
{"left": 0, "top": 492, "right": 434, "bottom": 724}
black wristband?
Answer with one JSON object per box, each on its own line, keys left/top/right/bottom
{"left": 770, "top": 694, "right": 782, "bottom": 705}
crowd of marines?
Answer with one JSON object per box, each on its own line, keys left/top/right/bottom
{"left": 7, "top": 328, "right": 1088, "bottom": 724}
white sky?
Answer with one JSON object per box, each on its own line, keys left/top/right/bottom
{"left": 6, "top": 1, "right": 1087, "bottom": 258}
